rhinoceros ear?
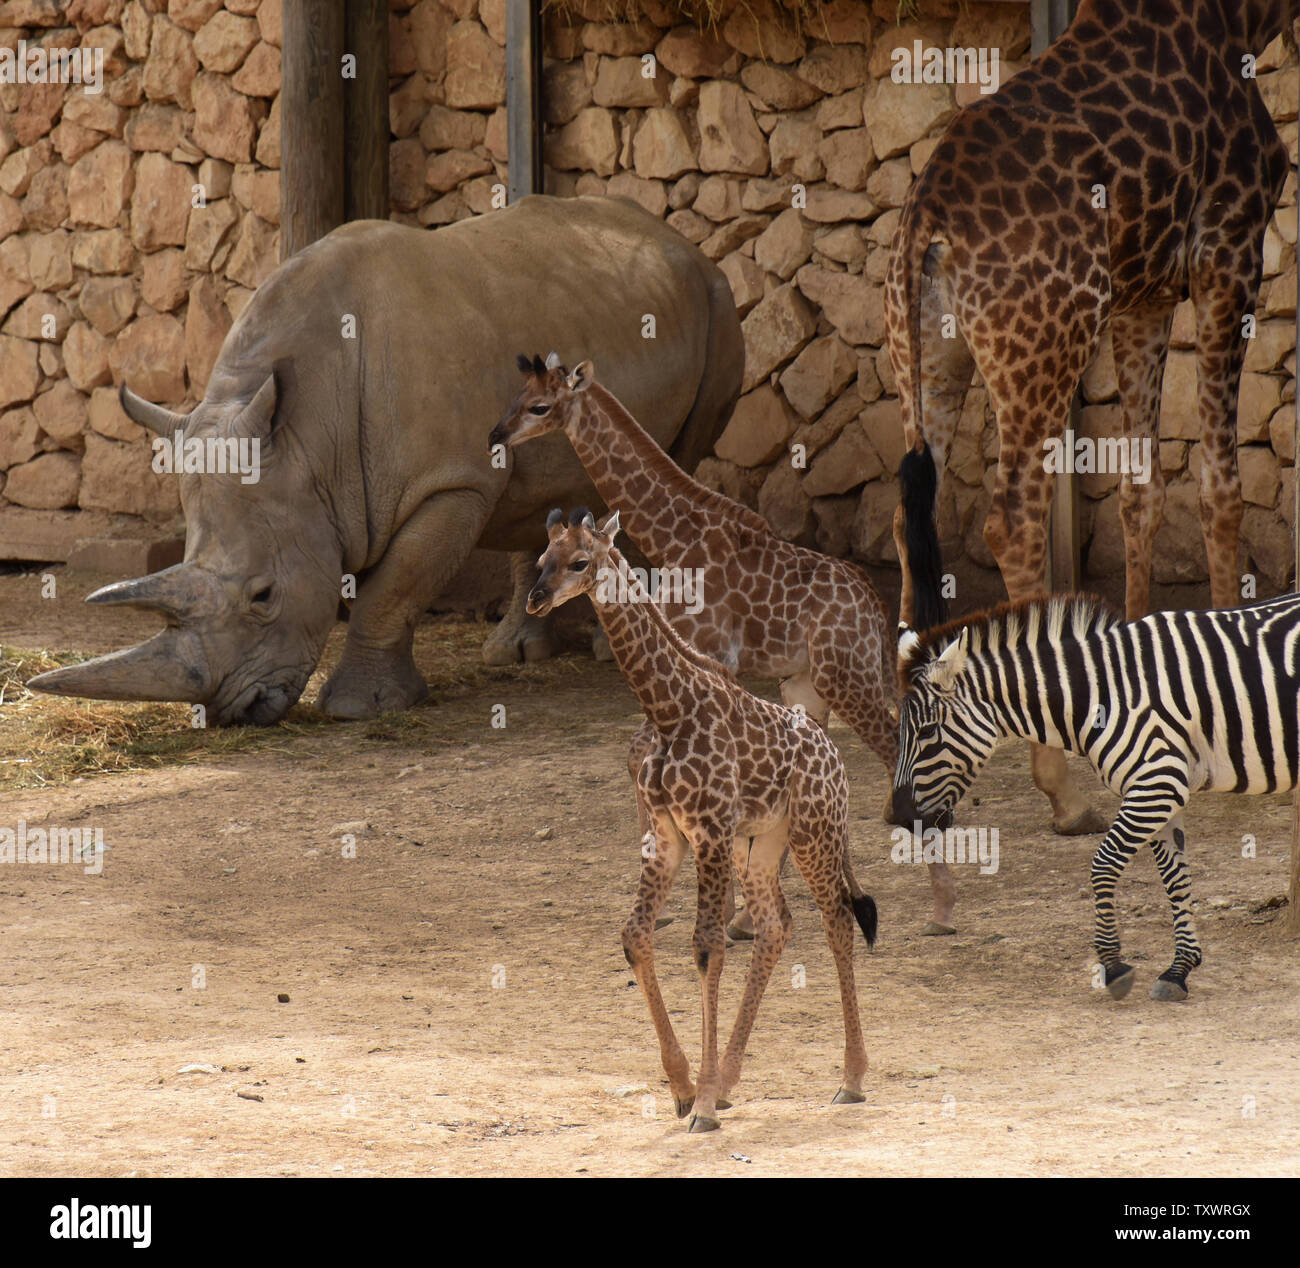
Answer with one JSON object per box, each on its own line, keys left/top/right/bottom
{"left": 229, "top": 373, "right": 278, "bottom": 442}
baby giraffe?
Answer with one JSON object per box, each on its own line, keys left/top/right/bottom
{"left": 529, "top": 507, "right": 877, "bottom": 1132}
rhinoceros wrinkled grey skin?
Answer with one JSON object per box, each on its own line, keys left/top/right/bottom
{"left": 27, "top": 196, "right": 744, "bottom": 725}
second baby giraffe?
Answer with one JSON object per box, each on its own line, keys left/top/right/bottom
{"left": 528, "top": 508, "right": 878, "bottom": 1131}
{"left": 491, "top": 354, "right": 958, "bottom": 935}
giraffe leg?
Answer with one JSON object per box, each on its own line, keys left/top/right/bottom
{"left": 787, "top": 818, "right": 870, "bottom": 1103}
{"left": 1147, "top": 812, "right": 1202, "bottom": 1001}
{"left": 689, "top": 837, "right": 732, "bottom": 1133}
{"left": 1190, "top": 260, "right": 1257, "bottom": 609}
{"left": 718, "top": 825, "right": 793, "bottom": 1102}
{"left": 725, "top": 677, "right": 827, "bottom": 941}
{"left": 620, "top": 809, "right": 695, "bottom": 1116}
{"left": 1111, "top": 304, "right": 1174, "bottom": 620}
{"left": 982, "top": 398, "right": 1105, "bottom": 836}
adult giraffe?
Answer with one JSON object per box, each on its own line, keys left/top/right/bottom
{"left": 886, "top": 0, "right": 1290, "bottom": 833}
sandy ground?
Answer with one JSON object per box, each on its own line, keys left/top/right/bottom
{"left": 1, "top": 566, "right": 1298, "bottom": 1177}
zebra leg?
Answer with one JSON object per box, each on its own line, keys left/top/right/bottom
{"left": 1090, "top": 784, "right": 1186, "bottom": 999}
{"left": 1148, "top": 813, "right": 1202, "bottom": 1002}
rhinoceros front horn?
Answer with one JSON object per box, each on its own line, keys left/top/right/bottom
{"left": 25, "top": 565, "right": 221, "bottom": 703}
{"left": 119, "top": 384, "right": 188, "bottom": 437}
{"left": 26, "top": 627, "right": 212, "bottom": 703}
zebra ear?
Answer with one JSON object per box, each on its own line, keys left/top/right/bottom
{"left": 929, "top": 631, "right": 968, "bottom": 693}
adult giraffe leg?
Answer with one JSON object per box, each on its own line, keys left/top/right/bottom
{"left": 1190, "top": 252, "right": 1258, "bottom": 609}
{"left": 982, "top": 389, "right": 1106, "bottom": 835}
{"left": 1112, "top": 303, "right": 1175, "bottom": 620}
{"left": 688, "top": 831, "right": 733, "bottom": 1133}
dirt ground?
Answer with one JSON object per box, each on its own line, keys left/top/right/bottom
{"left": 1, "top": 566, "right": 1298, "bottom": 1177}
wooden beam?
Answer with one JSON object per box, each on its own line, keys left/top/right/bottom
{"left": 506, "top": 0, "right": 543, "bottom": 202}
{"left": 281, "top": 0, "right": 346, "bottom": 260}
{"left": 1291, "top": 305, "right": 1299, "bottom": 936}
{"left": 344, "top": 0, "right": 388, "bottom": 223}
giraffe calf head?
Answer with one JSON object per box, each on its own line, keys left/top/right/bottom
{"left": 526, "top": 507, "right": 620, "bottom": 617}
{"left": 489, "top": 352, "right": 595, "bottom": 452}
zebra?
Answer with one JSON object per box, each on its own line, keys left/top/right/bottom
{"left": 888, "top": 591, "right": 1300, "bottom": 1002}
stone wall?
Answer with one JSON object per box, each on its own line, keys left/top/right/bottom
{"left": 0, "top": 0, "right": 281, "bottom": 558}
{"left": 2, "top": 0, "right": 1296, "bottom": 604}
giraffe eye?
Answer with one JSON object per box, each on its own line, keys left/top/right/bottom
{"left": 569, "top": 559, "right": 589, "bottom": 572}
{"left": 529, "top": 404, "right": 550, "bottom": 416}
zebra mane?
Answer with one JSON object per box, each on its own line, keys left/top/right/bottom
{"left": 900, "top": 593, "right": 1122, "bottom": 689}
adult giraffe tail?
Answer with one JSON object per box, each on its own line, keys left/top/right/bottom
{"left": 843, "top": 857, "right": 878, "bottom": 949}
{"left": 894, "top": 198, "right": 948, "bottom": 633}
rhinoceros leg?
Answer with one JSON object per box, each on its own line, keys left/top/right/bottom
{"left": 481, "top": 551, "right": 557, "bottom": 666}
{"left": 318, "top": 490, "right": 489, "bottom": 719}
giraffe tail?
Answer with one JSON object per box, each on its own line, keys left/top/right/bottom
{"left": 899, "top": 442, "right": 948, "bottom": 631}
{"left": 843, "top": 856, "right": 878, "bottom": 949}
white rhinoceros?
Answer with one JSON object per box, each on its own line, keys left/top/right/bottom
{"left": 28, "top": 196, "right": 743, "bottom": 724}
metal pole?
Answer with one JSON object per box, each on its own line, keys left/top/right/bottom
{"left": 506, "top": 0, "right": 543, "bottom": 202}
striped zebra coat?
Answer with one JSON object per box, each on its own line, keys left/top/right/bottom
{"left": 888, "top": 592, "right": 1300, "bottom": 1002}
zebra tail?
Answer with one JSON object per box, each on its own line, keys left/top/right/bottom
{"left": 899, "top": 441, "right": 948, "bottom": 631}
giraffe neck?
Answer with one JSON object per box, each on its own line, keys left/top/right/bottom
{"left": 563, "top": 383, "right": 769, "bottom": 557}
{"left": 587, "top": 548, "right": 724, "bottom": 732}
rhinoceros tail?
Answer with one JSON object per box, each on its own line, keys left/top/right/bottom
{"left": 667, "top": 262, "right": 744, "bottom": 478}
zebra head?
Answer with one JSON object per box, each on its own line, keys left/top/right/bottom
{"left": 888, "top": 624, "right": 999, "bottom": 832}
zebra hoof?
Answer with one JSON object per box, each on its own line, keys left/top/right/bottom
{"left": 921, "top": 921, "right": 956, "bottom": 936}
{"left": 1055, "top": 808, "right": 1107, "bottom": 835}
{"left": 1150, "top": 977, "right": 1189, "bottom": 1002}
{"left": 688, "top": 1114, "right": 721, "bottom": 1134}
{"left": 831, "top": 1087, "right": 866, "bottom": 1105}
{"left": 1105, "top": 964, "right": 1136, "bottom": 1000}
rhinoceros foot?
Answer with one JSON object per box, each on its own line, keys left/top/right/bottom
{"left": 317, "top": 655, "right": 430, "bottom": 720}
{"left": 481, "top": 611, "right": 555, "bottom": 666}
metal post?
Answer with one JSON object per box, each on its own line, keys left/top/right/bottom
{"left": 506, "top": 0, "right": 544, "bottom": 202}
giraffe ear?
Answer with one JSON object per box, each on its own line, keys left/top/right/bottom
{"left": 928, "top": 630, "right": 968, "bottom": 693}
{"left": 567, "top": 360, "right": 594, "bottom": 392}
{"left": 545, "top": 351, "right": 562, "bottom": 371}
{"left": 598, "top": 508, "right": 620, "bottom": 541}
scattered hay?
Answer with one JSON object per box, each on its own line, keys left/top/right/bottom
{"left": 0, "top": 616, "right": 599, "bottom": 792}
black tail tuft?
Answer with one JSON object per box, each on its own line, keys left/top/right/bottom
{"left": 851, "top": 893, "right": 878, "bottom": 949}
{"left": 899, "top": 443, "right": 948, "bottom": 631}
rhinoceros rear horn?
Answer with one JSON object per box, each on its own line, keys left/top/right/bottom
{"left": 119, "top": 384, "right": 188, "bottom": 437}
{"left": 26, "top": 627, "right": 211, "bottom": 704}
{"left": 83, "top": 563, "right": 220, "bottom": 621}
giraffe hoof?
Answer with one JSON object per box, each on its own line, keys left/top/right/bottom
{"left": 674, "top": 1095, "right": 695, "bottom": 1119}
{"left": 688, "top": 1114, "right": 721, "bottom": 1134}
{"left": 725, "top": 920, "right": 755, "bottom": 942}
{"left": 831, "top": 1087, "right": 866, "bottom": 1105}
{"left": 921, "top": 921, "right": 956, "bottom": 936}
{"left": 1105, "top": 965, "right": 1136, "bottom": 1000}
{"left": 1054, "top": 808, "right": 1107, "bottom": 836}
{"left": 1150, "top": 977, "right": 1188, "bottom": 1002}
